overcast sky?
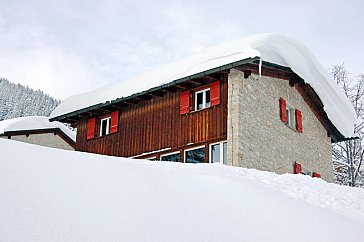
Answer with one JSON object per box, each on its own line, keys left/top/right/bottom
{"left": 0, "top": 0, "right": 363, "bottom": 99}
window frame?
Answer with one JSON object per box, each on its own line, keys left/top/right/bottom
{"left": 209, "top": 141, "right": 227, "bottom": 164}
{"left": 99, "top": 117, "right": 111, "bottom": 136}
{"left": 285, "top": 103, "right": 296, "bottom": 131}
{"left": 160, "top": 151, "right": 181, "bottom": 162}
{"left": 195, "top": 88, "right": 211, "bottom": 111}
{"left": 184, "top": 145, "right": 206, "bottom": 163}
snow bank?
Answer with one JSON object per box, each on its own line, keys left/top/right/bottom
{"left": 50, "top": 33, "right": 356, "bottom": 137}
{"left": 1, "top": 139, "right": 363, "bottom": 241}
{"left": 0, "top": 116, "right": 75, "bottom": 141}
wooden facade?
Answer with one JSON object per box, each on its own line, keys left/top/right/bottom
{"left": 74, "top": 72, "right": 229, "bottom": 161}
{"left": 55, "top": 61, "right": 346, "bottom": 164}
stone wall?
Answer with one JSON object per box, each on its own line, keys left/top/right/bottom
{"left": 1, "top": 133, "right": 74, "bottom": 151}
{"left": 227, "top": 68, "right": 333, "bottom": 182}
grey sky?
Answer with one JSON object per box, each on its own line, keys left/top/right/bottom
{"left": 0, "top": 0, "right": 363, "bottom": 99}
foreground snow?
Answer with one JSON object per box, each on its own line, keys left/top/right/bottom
{"left": 1, "top": 139, "right": 363, "bottom": 241}
{"left": 51, "top": 33, "right": 356, "bottom": 137}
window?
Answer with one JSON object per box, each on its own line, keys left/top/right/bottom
{"left": 160, "top": 152, "right": 181, "bottom": 162}
{"left": 210, "top": 141, "right": 227, "bottom": 164}
{"left": 100, "top": 117, "right": 111, "bottom": 136}
{"left": 185, "top": 146, "right": 205, "bottom": 163}
{"left": 294, "top": 161, "right": 321, "bottom": 178}
{"left": 285, "top": 104, "right": 296, "bottom": 130}
{"left": 179, "top": 81, "right": 220, "bottom": 115}
{"left": 87, "top": 111, "right": 119, "bottom": 140}
{"left": 195, "top": 88, "right": 211, "bottom": 111}
{"left": 279, "top": 97, "right": 303, "bottom": 132}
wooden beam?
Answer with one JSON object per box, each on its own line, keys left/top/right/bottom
{"left": 243, "top": 70, "right": 252, "bottom": 79}
{"left": 150, "top": 92, "right": 164, "bottom": 97}
{"left": 175, "top": 85, "right": 187, "bottom": 90}
{"left": 186, "top": 79, "right": 201, "bottom": 85}
{"left": 204, "top": 75, "right": 219, "bottom": 81}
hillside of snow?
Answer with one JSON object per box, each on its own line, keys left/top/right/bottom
{"left": 1, "top": 139, "right": 364, "bottom": 241}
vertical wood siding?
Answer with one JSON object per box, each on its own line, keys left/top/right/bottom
{"left": 75, "top": 75, "right": 228, "bottom": 158}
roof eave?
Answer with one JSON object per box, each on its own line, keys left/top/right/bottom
{"left": 49, "top": 57, "right": 260, "bottom": 122}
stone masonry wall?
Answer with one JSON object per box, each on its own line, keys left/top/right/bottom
{"left": 1, "top": 133, "right": 74, "bottom": 151}
{"left": 227, "top": 69, "right": 333, "bottom": 182}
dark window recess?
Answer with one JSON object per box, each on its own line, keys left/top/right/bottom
{"left": 196, "top": 92, "right": 204, "bottom": 110}
{"left": 206, "top": 90, "right": 210, "bottom": 107}
{"left": 100, "top": 119, "right": 109, "bottom": 136}
{"left": 185, "top": 147, "right": 205, "bottom": 163}
{"left": 161, "top": 153, "right": 181, "bottom": 162}
{"left": 285, "top": 109, "right": 289, "bottom": 124}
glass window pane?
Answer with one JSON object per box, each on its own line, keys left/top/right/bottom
{"left": 197, "top": 92, "right": 203, "bottom": 110}
{"left": 290, "top": 109, "right": 296, "bottom": 128}
{"left": 101, "top": 119, "right": 107, "bottom": 136}
{"left": 161, "top": 153, "right": 181, "bottom": 162}
{"left": 211, "top": 144, "right": 220, "bottom": 163}
{"left": 185, "top": 147, "right": 205, "bottom": 163}
{"left": 206, "top": 90, "right": 210, "bottom": 108}
{"left": 223, "top": 142, "right": 227, "bottom": 164}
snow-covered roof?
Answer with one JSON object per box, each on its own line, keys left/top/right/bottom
{"left": 50, "top": 33, "right": 356, "bottom": 138}
{"left": 0, "top": 116, "right": 76, "bottom": 141}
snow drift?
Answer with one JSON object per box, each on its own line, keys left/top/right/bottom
{"left": 1, "top": 139, "right": 364, "bottom": 241}
{"left": 50, "top": 33, "right": 356, "bottom": 137}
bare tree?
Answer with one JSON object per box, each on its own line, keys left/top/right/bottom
{"left": 331, "top": 64, "right": 364, "bottom": 187}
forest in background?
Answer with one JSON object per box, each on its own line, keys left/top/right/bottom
{"left": 0, "top": 78, "right": 60, "bottom": 121}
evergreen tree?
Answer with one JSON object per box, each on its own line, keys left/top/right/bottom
{"left": 0, "top": 78, "right": 61, "bottom": 120}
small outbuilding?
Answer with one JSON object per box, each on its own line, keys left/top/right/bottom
{"left": 0, "top": 116, "right": 75, "bottom": 150}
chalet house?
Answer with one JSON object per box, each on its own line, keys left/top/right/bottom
{"left": 0, "top": 116, "right": 75, "bottom": 150}
{"left": 50, "top": 34, "right": 356, "bottom": 182}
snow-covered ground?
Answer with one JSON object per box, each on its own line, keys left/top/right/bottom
{"left": 1, "top": 139, "right": 363, "bottom": 241}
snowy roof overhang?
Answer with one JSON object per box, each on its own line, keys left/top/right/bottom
{"left": 50, "top": 34, "right": 357, "bottom": 140}
{"left": 49, "top": 57, "right": 257, "bottom": 119}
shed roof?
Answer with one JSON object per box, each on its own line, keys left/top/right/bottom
{"left": 0, "top": 116, "right": 76, "bottom": 142}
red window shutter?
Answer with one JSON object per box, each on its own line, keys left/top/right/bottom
{"left": 312, "top": 172, "right": 321, "bottom": 178}
{"left": 295, "top": 109, "right": 303, "bottom": 133}
{"left": 180, "top": 90, "right": 190, "bottom": 115}
{"left": 210, "top": 80, "right": 221, "bottom": 106}
{"left": 87, "top": 118, "right": 96, "bottom": 140}
{"left": 110, "top": 111, "right": 119, "bottom": 134}
{"left": 279, "top": 97, "right": 287, "bottom": 123}
{"left": 294, "top": 161, "right": 302, "bottom": 174}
